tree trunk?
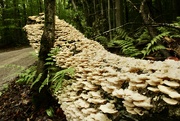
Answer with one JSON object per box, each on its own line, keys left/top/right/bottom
{"left": 115, "top": 0, "right": 124, "bottom": 27}
{"left": 108, "top": 0, "right": 112, "bottom": 40}
{"left": 140, "top": 0, "right": 170, "bottom": 58}
{"left": 22, "top": 0, "right": 27, "bottom": 25}
{"left": 38, "top": 0, "right": 43, "bottom": 13}
{"left": 100, "top": 0, "right": 104, "bottom": 16}
{"left": 32, "top": 0, "right": 56, "bottom": 109}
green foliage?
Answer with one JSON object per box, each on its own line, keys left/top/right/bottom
{"left": 141, "top": 32, "right": 169, "bottom": 57}
{"left": 108, "top": 28, "right": 142, "bottom": 57}
{"left": 50, "top": 67, "right": 74, "bottom": 93}
{"left": 16, "top": 47, "right": 74, "bottom": 94}
{"left": 107, "top": 28, "right": 174, "bottom": 58}
{"left": 114, "top": 28, "right": 129, "bottom": 40}
{"left": 16, "top": 66, "right": 37, "bottom": 84}
{"left": 95, "top": 36, "right": 108, "bottom": 46}
{"left": 46, "top": 106, "right": 54, "bottom": 117}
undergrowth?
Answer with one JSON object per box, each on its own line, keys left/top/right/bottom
{"left": 97, "top": 17, "right": 180, "bottom": 59}
{"left": 16, "top": 47, "right": 75, "bottom": 94}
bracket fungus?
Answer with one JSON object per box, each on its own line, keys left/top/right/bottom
{"left": 24, "top": 13, "right": 180, "bottom": 120}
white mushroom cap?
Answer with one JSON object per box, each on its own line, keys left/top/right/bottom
{"left": 147, "top": 87, "right": 159, "bottom": 92}
{"left": 106, "top": 77, "right": 120, "bottom": 84}
{"left": 74, "top": 98, "right": 90, "bottom": 108}
{"left": 129, "top": 93, "right": 147, "bottom": 101}
{"left": 81, "top": 108, "right": 97, "bottom": 115}
{"left": 103, "top": 67, "right": 116, "bottom": 73}
{"left": 163, "top": 80, "right": 179, "bottom": 88}
{"left": 80, "top": 93, "right": 90, "bottom": 100}
{"left": 93, "top": 112, "right": 111, "bottom": 121}
{"left": 134, "top": 108, "right": 145, "bottom": 116}
{"left": 112, "top": 89, "right": 124, "bottom": 98}
{"left": 123, "top": 100, "right": 135, "bottom": 108}
{"left": 162, "top": 96, "right": 178, "bottom": 105}
{"left": 126, "top": 107, "right": 137, "bottom": 114}
{"left": 87, "top": 98, "right": 106, "bottom": 104}
{"left": 158, "top": 85, "right": 180, "bottom": 98}
{"left": 133, "top": 98, "right": 153, "bottom": 108}
{"left": 88, "top": 91, "right": 101, "bottom": 98}
{"left": 169, "top": 92, "right": 180, "bottom": 99}
{"left": 158, "top": 85, "right": 173, "bottom": 95}
{"left": 135, "top": 82, "right": 148, "bottom": 88}
{"left": 99, "top": 103, "right": 118, "bottom": 114}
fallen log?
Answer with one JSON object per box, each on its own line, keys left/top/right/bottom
{"left": 24, "top": 13, "right": 180, "bottom": 121}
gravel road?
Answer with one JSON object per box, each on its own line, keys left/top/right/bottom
{"left": 0, "top": 47, "right": 37, "bottom": 90}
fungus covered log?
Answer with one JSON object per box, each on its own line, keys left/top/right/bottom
{"left": 24, "top": 13, "right": 180, "bottom": 121}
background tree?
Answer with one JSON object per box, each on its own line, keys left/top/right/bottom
{"left": 0, "top": 0, "right": 180, "bottom": 59}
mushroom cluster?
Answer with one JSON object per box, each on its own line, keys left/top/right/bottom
{"left": 24, "top": 13, "right": 180, "bottom": 120}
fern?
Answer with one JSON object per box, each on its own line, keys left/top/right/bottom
{"left": 39, "top": 74, "right": 50, "bottom": 92}
{"left": 95, "top": 36, "right": 108, "bottom": 46}
{"left": 142, "top": 32, "right": 169, "bottom": 57}
{"left": 108, "top": 28, "right": 142, "bottom": 57}
{"left": 16, "top": 66, "right": 36, "bottom": 84}
{"left": 30, "top": 73, "right": 42, "bottom": 88}
{"left": 109, "top": 39, "right": 142, "bottom": 57}
{"left": 16, "top": 47, "right": 75, "bottom": 94}
{"left": 115, "top": 28, "right": 128, "bottom": 39}
{"left": 50, "top": 67, "right": 74, "bottom": 93}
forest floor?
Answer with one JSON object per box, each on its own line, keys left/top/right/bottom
{"left": 0, "top": 78, "right": 67, "bottom": 121}
{"left": 0, "top": 47, "right": 67, "bottom": 120}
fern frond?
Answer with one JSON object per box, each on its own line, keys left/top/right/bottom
{"left": 30, "top": 73, "right": 42, "bottom": 88}
{"left": 39, "top": 74, "right": 50, "bottom": 92}
{"left": 142, "top": 32, "right": 169, "bottom": 57}
{"left": 110, "top": 39, "right": 142, "bottom": 57}
{"left": 170, "top": 34, "right": 180, "bottom": 38}
{"left": 114, "top": 28, "right": 128, "bottom": 40}
{"left": 95, "top": 36, "right": 108, "bottom": 46}
{"left": 151, "top": 45, "right": 166, "bottom": 52}
{"left": 51, "top": 67, "right": 75, "bottom": 93}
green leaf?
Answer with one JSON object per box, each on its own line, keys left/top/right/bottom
{"left": 31, "top": 73, "right": 42, "bottom": 88}
{"left": 46, "top": 107, "right": 54, "bottom": 117}
{"left": 39, "top": 74, "right": 50, "bottom": 92}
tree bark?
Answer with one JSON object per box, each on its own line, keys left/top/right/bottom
{"left": 115, "top": 0, "right": 124, "bottom": 27}
{"left": 32, "top": 0, "right": 56, "bottom": 109}
{"left": 108, "top": 0, "right": 112, "bottom": 40}
{"left": 140, "top": 0, "right": 170, "bottom": 58}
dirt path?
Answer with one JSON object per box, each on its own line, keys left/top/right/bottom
{"left": 0, "top": 47, "right": 37, "bottom": 90}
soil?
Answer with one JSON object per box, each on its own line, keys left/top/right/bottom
{"left": 0, "top": 78, "right": 67, "bottom": 121}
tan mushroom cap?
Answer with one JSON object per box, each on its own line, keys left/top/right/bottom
{"left": 99, "top": 103, "right": 118, "bottom": 114}
{"left": 112, "top": 89, "right": 124, "bottom": 98}
{"left": 147, "top": 87, "right": 160, "bottom": 92}
{"left": 81, "top": 108, "right": 97, "bottom": 115}
{"left": 162, "top": 96, "right": 178, "bottom": 105}
{"left": 87, "top": 98, "right": 106, "bottom": 104}
{"left": 129, "top": 93, "right": 148, "bottom": 101}
{"left": 93, "top": 112, "right": 111, "bottom": 121}
{"left": 126, "top": 107, "right": 137, "bottom": 114}
{"left": 106, "top": 77, "right": 120, "bottom": 84}
{"left": 88, "top": 91, "right": 102, "bottom": 98}
{"left": 134, "top": 108, "right": 145, "bottom": 116}
{"left": 158, "top": 85, "right": 180, "bottom": 98}
{"left": 123, "top": 100, "right": 135, "bottom": 108}
{"left": 74, "top": 98, "right": 90, "bottom": 108}
{"left": 163, "top": 80, "right": 180, "bottom": 88}
{"left": 169, "top": 92, "right": 180, "bottom": 99}
{"left": 133, "top": 98, "right": 153, "bottom": 108}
